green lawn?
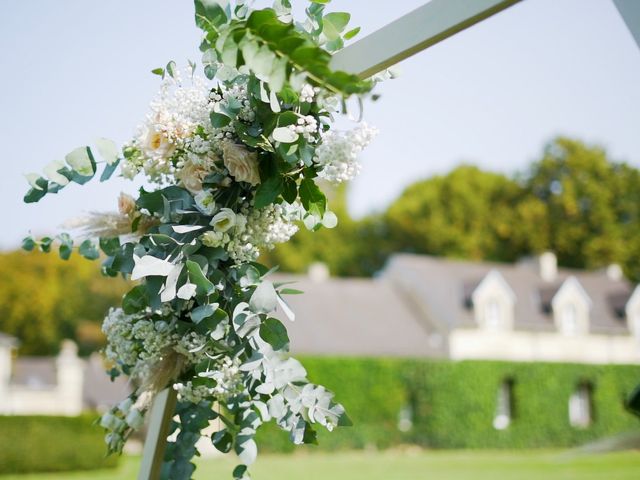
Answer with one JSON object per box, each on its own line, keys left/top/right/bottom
{"left": 1, "top": 450, "right": 639, "bottom": 480}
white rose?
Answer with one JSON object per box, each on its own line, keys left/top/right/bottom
{"left": 194, "top": 190, "right": 217, "bottom": 215}
{"left": 210, "top": 208, "right": 237, "bottom": 233}
{"left": 140, "top": 125, "right": 175, "bottom": 158}
{"left": 176, "top": 160, "right": 209, "bottom": 193}
{"left": 222, "top": 143, "right": 261, "bottom": 186}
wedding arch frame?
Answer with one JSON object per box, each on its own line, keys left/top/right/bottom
{"left": 137, "top": 0, "right": 639, "bottom": 477}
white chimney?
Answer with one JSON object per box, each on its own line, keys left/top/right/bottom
{"left": 56, "top": 340, "right": 84, "bottom": 415}
{"left": 539, "top": 252, "right": 557, "bottom": 282}
{"left": 308, "top": 262, "right": 330, "bottom": 282}
{"left": 606, "top": 263, "right": 623, "bottom": 281}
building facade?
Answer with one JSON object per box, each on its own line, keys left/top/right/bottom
{"left": 281, "top": 253, "right": 640, "bottom": 365}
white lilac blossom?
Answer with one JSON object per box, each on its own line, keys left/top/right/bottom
{"left": 299, "top": 84, "right": 316, "bottom": 103}
{"left": 202, "top": 202, "right": 299, "bottom": 263}
{"left": 314, "top": 122, "right": 378, "bottom": 183}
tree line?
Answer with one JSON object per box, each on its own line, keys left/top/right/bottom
{"left": 264, "top": 137, "right": 640, "bottom": 280}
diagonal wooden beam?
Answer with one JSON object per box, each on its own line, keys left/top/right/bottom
{"left": 330, "top": 0, "right": 522, "bottom": 79}
{"left": 138, "top": 388, "right": 177, "bottom": 480}
{"left": 613, "top": 0, "right": 640, "bottom": 50}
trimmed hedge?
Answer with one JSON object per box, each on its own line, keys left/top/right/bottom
{"left": 0, "top": 414, "right": 118, "bottom": 474}
{"left": 256, "top": 358, "right": 640, "bottom": 452}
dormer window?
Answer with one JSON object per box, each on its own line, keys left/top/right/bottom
{"left": 560, "top": 303, "right": 578, "bottom": 336}
{"left": 484, "top": 298, "right": 502, "bottom": 329}
{"left": 471, "top": 270, "right": 516, "bottom": 331}
{"left": 551, "top": 277, "right": 591, "bottom": 336}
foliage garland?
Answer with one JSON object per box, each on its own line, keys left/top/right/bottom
{"left": 22, "top": 1, "right": 380, "bottom": 478}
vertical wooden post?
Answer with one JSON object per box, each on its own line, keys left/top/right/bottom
{"left": 138, "top": 388, "right": 178, "bottom": 480}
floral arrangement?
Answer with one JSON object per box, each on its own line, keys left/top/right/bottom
{"left": 22, "top": 1, "right": 378, "bottom": 478}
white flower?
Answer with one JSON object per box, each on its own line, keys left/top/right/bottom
{"left": 300, "top": 84, "right": 315, "bottom": 103}
{"left": 125, "top": 408, "right": 145, "bottom": 430}
{"left": 201, "top": 230, "right": 225, "bottom": 247}
{"left": 194, "top": 190, "right": 217, "bottom": 215}
{"left": 139, "top": 125, "right": 175, "bottom": 159}
{"left": 210, "top": 208, "right": 237, "bottom": 232}
{"left": 314, "top": 122, "right": 378, "bottom": 183}
{"left": 222, "top": 142, "right": 261, "bottom": 186}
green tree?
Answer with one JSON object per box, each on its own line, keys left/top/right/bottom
{"left": 524, "top": 137, "right": 640, "bottom": 278}
{"left": 0, "top": 251, "right": 128, "bottom": 355}
{"left": 263, "top": 184, "right": 389, "bottom": 276}
{"left": 384, "top": 165, "right": 540, "bottom": 262}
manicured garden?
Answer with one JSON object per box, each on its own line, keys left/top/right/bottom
{"left": 1, "top": 450, "right": 639, "bottom": 480}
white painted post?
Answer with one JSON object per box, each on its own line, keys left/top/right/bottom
{"left": 613, "top": 0, "right": 640, "bottom": 49}
{"left": 330, "top": 0, "right": 522, "bottom": 78}
{"left": 138, "top": 388, "right": 178, "bottom": 480}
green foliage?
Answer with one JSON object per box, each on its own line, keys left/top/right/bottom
{"left": 385, "top": 165, "right": 537, "bottom": 262}
{"left": 24, "top": 141, "right": 120, "bottom": 204}
{"left": 0, "top": 415, "right": 119, "bottom": 474}
{"left": 195, "top": 4, "right": 371, "bottom": 97}
{"left": 257, "top": 357, "right": 639, "bottom": 452}
{"left": 525, "top": 137, "right": 640, "bottom": 279}
{"left": 0, "top": 250, "right": 128, "bottom": 355}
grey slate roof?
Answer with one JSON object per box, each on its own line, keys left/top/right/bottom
{"left": 11, "top": 358, "right": 57, "bottom": 388}
{"left": 271, "top": 274, "right": 442, "bottom": 357}
{"left": 83, "top": 353, "right": 132, "bottom": 410}
{"left": 383, "top": 254, "right": 633, "bottom": 335}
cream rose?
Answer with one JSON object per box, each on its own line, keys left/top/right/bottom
{"left": 222, "top": 142, "right": 260, "bottom": 186}
{"left": 176, "top": 160, "right": 209, "bottom": 193}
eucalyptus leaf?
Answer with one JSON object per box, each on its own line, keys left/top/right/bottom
{"left": 79, "top": 239, "right": 100, "bottom": 260}
{"left": 21, "top": 236, "right": 36, "bottom": 251}
{"left": 322, "top": 12, "right": 350, "bottom": 40}
{"left": 122, "top": 285, "right": 148, "bottom": 314}
{"left": 186, "top": 260, "right": 216, "bottom": 295}
{"left": 249, "top": 280, "right": 278, "bottom": 313}
{"left": 65, "top": 146, "right": 96, "bottom": 177}
{"left": 272, "top": 127, "right": 298, "bottom": 143}
{"left": 211, "top": 429, "right": 233, "bottom": 453}
{"left": 259, "top": 317, "right": 289, "bottom": 350}
{"left": 95, "top": 138, "right": 120, "bottom": 165}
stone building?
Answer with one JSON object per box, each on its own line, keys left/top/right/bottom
{"left": 280, "top": 252, "right": 640, "bottom": 365}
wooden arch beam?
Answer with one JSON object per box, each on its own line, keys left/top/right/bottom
{"left": 330, "top": 0, "right": 522, "bottom": 79}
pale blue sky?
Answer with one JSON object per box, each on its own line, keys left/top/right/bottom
{"left": 1, "top": 0, "right": 639, "bottom": 249}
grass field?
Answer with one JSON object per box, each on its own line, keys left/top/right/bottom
{"left": 1, "top": 450, "right": 639, "bottom": 480}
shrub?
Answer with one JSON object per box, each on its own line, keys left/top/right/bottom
{"left": 0, "top": 414, "right": 118, "bottom": 474}
{"left": 257, "top": 358, "right": 640, "bottom": 452}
